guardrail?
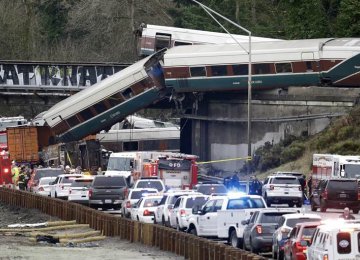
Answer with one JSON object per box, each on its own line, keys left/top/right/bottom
{"left": 0, "top": 187, "right": 265, "bottom": 260}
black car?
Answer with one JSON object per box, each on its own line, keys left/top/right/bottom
{"left": 242, "top": 208, "right": 299, "bottom": 253}
{"left": 89, "top": 175, "right": 128, "bottom": 210}
{"left": 310, "top": 178, "right": 359, "bottom": 213}
{"left": 195, "top": 182, "right": 228, "bottom": 195}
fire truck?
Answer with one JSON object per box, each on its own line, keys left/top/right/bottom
{"left": 105, "top": 151, "right": 198, "bottom": 189}
{"left": 0, "top": 149, "right": 12, "bottom": 185}
{"left": 311, "top": 153, "right": 360, "bottom": 188}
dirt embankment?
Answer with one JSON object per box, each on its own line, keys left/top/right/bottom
{"left": 0, "top": 202, "right": 183, "bottom": 260}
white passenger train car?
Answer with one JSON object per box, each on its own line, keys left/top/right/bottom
{"left": 42, "top": 50, "right": 166, "bottom": 142}
{"left": 163, "top": 38, "right": 360, "bottom": 92}
{"left": 137, "top": 23, "right": 282, "bottom": 56}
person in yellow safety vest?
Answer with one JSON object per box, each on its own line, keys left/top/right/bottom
{"left": 11, "top": 161, "right": 19, "bottom": 189}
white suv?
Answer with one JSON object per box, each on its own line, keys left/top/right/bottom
{"left": 154, "top": 190, "right": 200, "bottom": 226}
{"left": 50, "top": 174, "right": 83, "bottom": 199}
{"left": 132, "top": 179, "right": 166, "bottom": 193}
{"left": 307, "top": 221, "right": 360, "bottom": 260}
{"left": 169, "top": 194, "right": 209, "bottom": 230}
{"left": 262, "top": 175, "right": 303, "bottom": 207}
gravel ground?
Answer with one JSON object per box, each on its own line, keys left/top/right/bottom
{"left": 0, "top": 202, "right": 184, "bottom": 260}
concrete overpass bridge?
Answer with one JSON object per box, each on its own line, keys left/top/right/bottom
{"left": 1, "top": 61, "right": 359, "bottom": 172}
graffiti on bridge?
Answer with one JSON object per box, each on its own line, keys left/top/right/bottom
{"left": 0, "top": 63, "right": 128, "bottom": 88}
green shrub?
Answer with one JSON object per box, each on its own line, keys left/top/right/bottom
{"left": 280, "top": 143, "right": 305, "bottom": 163}
{"left": 337, "top": 126, "right": 354, "bottom": 140}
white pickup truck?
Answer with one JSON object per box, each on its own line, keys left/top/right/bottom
{"left": 187, "top": 194, "right": 267, "bottom": 248}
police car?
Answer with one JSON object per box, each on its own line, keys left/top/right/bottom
{"left": 306, "top": 220, "right": 360, "bottom": 260}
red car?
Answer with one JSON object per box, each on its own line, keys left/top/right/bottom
{"left": 284, "top": 221, "right": 320, "bottom": 260}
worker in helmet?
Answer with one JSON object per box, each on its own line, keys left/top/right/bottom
{"left": 339, "top": 207, "right": 355, "bottom": 220}
{"left": 11, "top": 161, "right": 19, "bottom": 189}
{"left": 64, "top": 165, "right": 71, "bottom": 174}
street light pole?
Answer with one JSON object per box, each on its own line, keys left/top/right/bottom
{"left": 191, "top": 0, "right": 252, "bottom": 160}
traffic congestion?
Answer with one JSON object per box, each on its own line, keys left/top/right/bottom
{"left": 3, "top": 151, "right": 360, "bottom": 260}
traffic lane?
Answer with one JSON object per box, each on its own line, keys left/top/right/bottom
{"left": 303, "top": 204, "right": 360, "bottom": 219}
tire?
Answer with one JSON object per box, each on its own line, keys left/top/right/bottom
{"left": 176, "top": 219, "right": 181, "bottom": 231}
{"left": 54, "top": 192, "right": 57, "bottom": 198}
{"left": 229, "top": 230, "right": 241, "bottom": 248}
{"left": 242, "top": 238, "right": 247, "bottom": 251}
{"left": 277, "top": 247, "right": 284, "bottom": 260}
{"left": 320, "top": 199, "right": 327, "bottom": 212}
{"left": 249, "top": 238, "right": 258, "bottom": 254}
{"left": 296, "top": 201, "right": 302, "bottom": 208}
{"left": 272, "top": 244, "right": 278, "bottom": 259}
{"left": 310, "top": 200, "right": 317, "bottom": 212}
{"left": 353, "top": 209, "right": 359, "bottom": 214}
{"left": 189, "top": 227, "right": 197, "bottom": 236}
{"left": 162, "top": 216, "right": 166, "bottom": 226}
{"left": 288, "top": 203, "right": 294, "bottom": 208}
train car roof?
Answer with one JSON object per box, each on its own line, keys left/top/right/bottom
{"left": 143, "top": 24, "right": 282, "bottom": 43}
{"left": 163, "top": 38, "right": 360, "bottom": 65}
{"left": 42, "top": 55, "right": 154, "bottom": 121}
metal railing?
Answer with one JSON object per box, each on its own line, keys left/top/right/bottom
{"left": 0, "top": 187, "right": 265, "bottom": 260}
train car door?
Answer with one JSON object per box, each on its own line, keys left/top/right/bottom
{"left": 155, "top": 33, "right": 171, "bottom": 52}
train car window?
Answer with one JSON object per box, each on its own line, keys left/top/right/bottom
{"left": 275, "top": 63, "right": 292, "bottom": 73}
{"left": 107, "top": 93, "right": 124, "bottom": 107}
{"left": 155, "top": 33, "right": 171, "bottom": 51}
{"left": 254, "top": 64, "right": 271, "bottom": 74}
{"left": 122, "top": 88, "right": 134, "bottom": 99}
{"left": 190, "top": 67, "right": 206, "bottom": 77}
{"left": 174, "top": 41, "right": 192, "bottom": 46}
{"left": 80, "top": 108, "right": 94, "bottom": 121}
{"left": 232, "top": 64, "right": 248, "bottom": 75}
{"left": 123, "top": 141, "right": 139, "bottom": 151}
{"left": 306, "top": 61, "right": 313, "bottom": 71}
{"left": 66, "top": 115, "right": 80, "bottom": 128}
{"left": 94, "top": 101, "right": 107, "bottom": 114}
{"left": 211, "top": 65, "right": 228, "bottom": 77}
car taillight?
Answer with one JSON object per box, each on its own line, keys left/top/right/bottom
{"left": 69, "top": 189, "right": 72, "bottom": 194}
{"left": 124, "top": 187, "right": 128, "bottom": 198}
{"left": 255, "top": 225, "right": 262, "bottom": 234}
{"left": 180, "top": 209, "right": 186, "bottom": 217}
{"left": 88, "top": 189, "right": 93, "bottom": 198}
{"left": 323, "top": 254, "right": 328, "bottom": 260}
{"left": 358, "top": 192, "right": 360, "bottom": 200}
{"left": 295, "top": 242, "right": 305, "bottom": 252}
{"left": 270, "top": 185, "right": 274, "bottom": 190}
{"left": 3, "top": 168, "right": 9, "bottom": 173}
{"left": 322, "top": 189, "right": 328, "bottom": 199}
{"left": 60, "top": 185, "right": 64, "bottom": 190}
{"left": 143, "top": 210, "right": 153, "bottom": 216}
{"left": 38, "top": 187, "right": 44, "bottom": 191}
{"left": 126, "top": 201, "right": 131, "bottom": 208}
{"left": 298, "top": 186, "right": 302, "bottom": 191}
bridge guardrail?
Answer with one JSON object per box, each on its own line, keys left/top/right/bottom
{"left": 0, "top": 187, "right": 265, "bottom": 260}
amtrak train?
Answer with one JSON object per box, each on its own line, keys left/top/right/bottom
{"left": 42, "top": 50, "right": 166, "bottom": 142}
{"left": 136, "top": 23, "right": 282, "bottom": 57}
{"left": 43, "top": 37, "right": 360, "bottom": 142}
{"left": 163, "top": 38, "right": 360, "bottom": 92}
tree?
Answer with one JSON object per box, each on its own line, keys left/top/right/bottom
{"left": 335, "top": 0, "right": 360, "bottom": 37}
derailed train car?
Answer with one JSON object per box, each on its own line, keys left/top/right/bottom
{"left": 163, "top": 38, "right": 360, "bottom": 92}
{"left": 42, "top": 50, "right": 166, "bottom": 142}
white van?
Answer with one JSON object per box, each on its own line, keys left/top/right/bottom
{"left": 105, "top": 152, "right": 136, "bottom": 178}
{"left": 306, "top": 221, "right": 360, "bottom": 260}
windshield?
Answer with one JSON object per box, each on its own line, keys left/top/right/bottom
{"left": 344, "top": 164, "right": 360, "bottom": 178}
{"left": 286, "top": 218, "right": 321, "bottom": 228}
{"left": 93, "top": 176, "right": 127, "bottom": 187}
{"left": 143, "top": 197, "right": 162, "bottom": 207}
{"left": 328, "top": 180, "right": 358, "bottom": 190}
{"left": 197, "top": 185, "right": 227, "bottom": 195}
{"left": 107, "top": 157, "right": 133, "bottom": 171}
{"left": 227, "top": 197, "right": 266, "bottom": 209}
{"left": 71, "top": 179, "right": 93, "bottom": 188}
{"left": 272, "top": 177, "right": 299, "bottom": 185}
{"left": 39, "top": 178, "right": 56, "bottom": 185}
{"left": 35, "top": 169, "right": 63, "bottom": 181}
{"left": 260, "top": 212, "right": 293, "bottom": 224}
{"left": 185, "top": 197, "right": 207, "bottom": 208}
{"left": 302, "top": 226, "right": 317, "bottom": 239}
{"left": 0, "top": 134, "right": 6, "bottom": 144}
{"left": 62, "top": 176, "right": 81, "bottom": 184}
{"left": 136, "top": 181, "right": 164, "bottom": 191}
{"left": 130, "top": 190, "right": 157, "bottom": 199}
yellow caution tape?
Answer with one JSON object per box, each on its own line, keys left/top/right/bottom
{"left": 196, "top": 156, "right": 252, "bottom": 165}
